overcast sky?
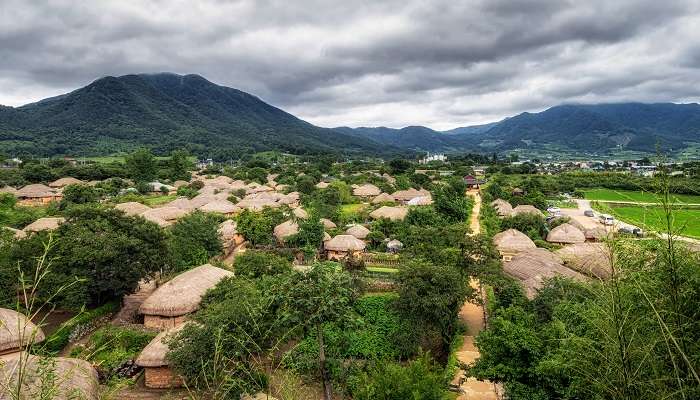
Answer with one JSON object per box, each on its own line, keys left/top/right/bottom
{"left": 2, "top": 0, "right": 700, "bottom": 130}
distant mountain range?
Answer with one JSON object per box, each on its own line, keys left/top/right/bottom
{"left": 1, "top": 73, "right": 699, "bottom": 158}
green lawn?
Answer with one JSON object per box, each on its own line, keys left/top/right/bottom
{"left": 605, "top": 205, "right": 700, "bottom": 238}
{"left": 584, "top": 188, "right": 700, "bottom": 204}
{"left": 141, "top": 194, "right": 178, "bottom": 206}
{"left": 340, "top": 203, "right": 366, "bottom": 217}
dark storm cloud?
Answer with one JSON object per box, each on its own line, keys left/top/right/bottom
{"left": 1, "top": 0, "right": 699, "bottom": 129}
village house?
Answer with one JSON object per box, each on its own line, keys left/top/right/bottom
{"left": 0, "top": 308, "right": 45, "bottom": 357}
{"left": 324, "top": 234, "right": 366, "bottom": 261}
{"left": 16, "top": 183, "right": 62, "bottom": 205}
{"left": 136, "top": 325, "right": 186, "bottom": 389}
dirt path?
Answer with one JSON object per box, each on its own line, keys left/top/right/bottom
{"left": 453, "top": 190, "right": 499, "bottom": 399}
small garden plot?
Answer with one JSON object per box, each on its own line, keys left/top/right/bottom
{"left": 607, "top": 205, "right": 700, "bottom": 238}
{"left": 583, "top": 188, "right": 700, "bottom": 204}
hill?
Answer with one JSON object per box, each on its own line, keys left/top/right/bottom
{"left": 0, "top": 73, "right": 391, "bottom": 158}
{"left": 339, "top": 103, "right": 700, "bottom": 156}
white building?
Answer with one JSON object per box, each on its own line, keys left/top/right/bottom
{"left": 419, "top": 153, "right": 447, "bottom": 164}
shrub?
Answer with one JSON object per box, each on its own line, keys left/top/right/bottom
{"left": 169, "top": 211, "right": 223, "bottom": 271}
{"left": 233, "top": 250, "right": 292, "bottom": 279}
{"left": 41, "top": 302, "right": 119, "bottom": 354}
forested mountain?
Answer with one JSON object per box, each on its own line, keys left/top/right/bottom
{"left": 0, "top": 73, "right": 390, "bottom": 158}
{"left": 339, "top": 103, "right": 700, "bottom": 156}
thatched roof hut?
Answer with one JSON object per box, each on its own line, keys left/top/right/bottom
{"left": 115, "top": 201, "right": 151, "bottom": 216}
{"left": 136, "top": 324, "right": 186, "bottom": 375}
{"left": 346, "top": 224, "right": 370, "bottom": 239}
{"left": 140, "top": 264, "right": 233, "bottom": 322}
{"left": 199, "top": 200, "right": 240, "bottom": 215}
{"left": 491, "top": 199, "right": 513, "bottom": 217}
{"left": 369, "top": 206, "right": 408, "bottom": 221}
{"left": 493, "top": 229, "right": 536, "bottom": 255}
{"left": 320, "top": 218, "right": 337, "bottom": 229}
{"left": 0, "top": 186, "right": 18, "bottom": 196}
{"left": 387, "top": 239, "right": 403, "bottom": 252}
{"left": 0, "top": 309, "right": 45, "bottom": 355}
{"left": 372, "top": 193, "right": 395, "bottom": 204}
{"left": 324, "top": 235, "right": 366, "bottom": 252}
{"left": 236, "top": 198, "right": 280, "bottom": 211}
{"left": 246, "top": 185, "right": 274, "bottom": 194}
{"left": 166, "top": 197, "right": 194, "bottom": 210}
{"left": 49, "top": 177, "right": 83, "bottom": 188}
{"left": 407, "top": 195, "right": 433, "bottom": 206}
{"left": 556, "top": 243, "right": 612, "bottom": 279}
{"left": 273, "top": 220, "right": 299, "bottom": 242}
{"left": 218, "top": 220, "right": 238, "bottom": 241}
{"left": 323, "top": 232, "right": 332, "bottom": 242}
{"left": 353, "top": 184, "right": 381, "bottom": 198}
{"left": 503, "top": 249, "right": 587, "bottom": 299}
{"left": 16, "top": 184, "right": 57, "bottom": 199}
{"left": 512, "top": 205, "right": 545, "bottom": 217}
{"left": 0, "top": 355, "right": 99, "bottom": 399}
{"left": 23, "top": 217, "right": 65, "bottom": 233}
{"left": 547, "top": 223, "right": 586, "bottom": 244}
{"left": 292, "top": 208, "right": 309, "bottom": 219}
{"left": 173, "top": 180, "right": 189, "bottom": 188}
{"left": 584, "top": 226, "right": 611, "bottom": 242}
{"left": 3, "top": 227, "right": 26, "bottom": 240}
{"left": 142, "top": 207, "right": 188, "bottom": 222}
{"left": 392, "top": 188, "right": 430, "bottom": 202}
{"left": 315, "top": 181, "right": 330, "bottom": 189}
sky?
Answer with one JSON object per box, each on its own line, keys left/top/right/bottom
{"left": 2, "top": 0, "right": 700, "bottom": 130}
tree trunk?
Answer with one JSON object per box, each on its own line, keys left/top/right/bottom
{"left": 317, "top": 323, "right": 332, "bottom": 400}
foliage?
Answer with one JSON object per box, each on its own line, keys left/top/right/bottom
{"left": 233, "top": 250, "right": 292, "bottom": 279}
{"left": 288, "top": 213, "right": 324, "bottom": 249}
{"left": 432, "top": 178, "right": 472, "bottom": 222}
{"left": 41, "top": 302, "right": 119, "bottom": 354}
{"left": 169, "top": 211, "right": 223, "bottom": 271}
{"left": 235, "top": 208, "right": 285, "bottom": 246}
{"left": 59, "top": 184, "right": 99, "bottom": 209}
{"left": 0, "top": 193, "right": 46, "bottom": 228}
{"left": 125, "top": 148, "right": 157, "bottom": 183}
{"left": 167, "top": 149, "right": 193, "bottom": 181}
{"left": 500, "top": 213, "right": 548, "bottom": 241}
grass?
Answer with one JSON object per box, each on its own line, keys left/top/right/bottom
{"left": 83, "top": 155, "right": 197, "bottom": 164}
{"left": 340, "top": 203, "right": 366, "bottom": 218}
{"left": 366, "top": 266, "right": 399, "bottom": 274}
{"left": 141, "top": 194, "right": 178, "bottom": 206}
{"left": 548, "top": 199, "right": 578, "bottom": 208}
{"left": 583, "top": 188, "right": 700, "bottom": 204}
{"left": 601, "top": 204, "right": 700, "bottom": 238}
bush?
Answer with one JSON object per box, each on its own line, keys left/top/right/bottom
{"left": 41, "top": 302, "right": 119, "bottom": 354}
{"left": 169, "top": 211, "right": 223, "bottom": 271}
{"left": 233, "top": 250, "right": 292, "bottom": 278}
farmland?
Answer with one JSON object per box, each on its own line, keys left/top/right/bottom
{"left": 583, "top": 188, "right": 700, "bottom": 204}
{"left": 605, "top": 205, "right": 700, "bottom": 238}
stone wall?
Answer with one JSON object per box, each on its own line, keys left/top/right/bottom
{"left": 143, "top": 314, "right": 187, "bottom": 330}
{"left": 144, "top": 366, "right": 184, "bottom": 389}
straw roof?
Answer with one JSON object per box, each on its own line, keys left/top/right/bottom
{"left": 503, "top": 248, "right": 586, "bottom": 298}
{"left": 0, "top": 308, "right": 45, "bottom": 353}
{"left": 49, "top": 177, "right": 83, "bottom": 188}
{"left": 382, "top": 173, "right": 396, "bottom": 185}
{"left": 369, "top": 206, "right": 408, "bottom": 221}
{"left": 115, "top": 202, "right": 151, "bottom": 216}
{"left": 546, "top": 223, "right": 586, "bottom": 244}
{"left": 372, "top": 193, "right": 396, "bottom": 204}
{"left": 140, "top": 264, "right": 234, "bottom": 317}
{"left": 199, "top": 200, "right": 240, "bottom": 214}
{"left": 3, "top": 227, "right": 26, "bottom": 240}
{"left": 585, "top": 226, "right": 611, "bottom": 241}
{"left": 189, "top": 194, "right": 220, "bottom": 209}
{"left": 387, "top": 239, "right": 404, "bottom": 250}
{"left": 315, "top": 181, "right": 330, "bottom": 189}
{"left": 142, "top": 215, "right": 170, "bottom": 228}
{"left": 16, "top": 184, "right": 57, "bottom": 199}
{"left": 0, "top": 355, "right": 99, "bottom": 399}
{"left": 218, "top": 220, "right": 238, "bottom": 241}
{"left": 392, "top": 188, "right": 429, "bottom": 202}
{"left": 556, "top": 243, "right": 613, "bottom": 279}
{"left": 407, "top": 195, "right": 433, "bottom": 206}
{"left": 292, "top": 208, "right": 309, "bottom": 219}
{"left": 274, "top": 220, "right": 299, "bottom": 242}
{"left": 142, "top": 207, "right": 188, "bottom": 222}
{"left": 491, "top": 199, "right": 513, "bottom": 217}
{"left": 323, "top": 232, "right": 331, "bottom": 242}
{"left": 324, "top": 235, "right": 366, "bottom": 251}
{"left": 346, "top": 224, "right": 370, "bottom": 239}
{"left": 23, "top": 217, "right": 65, "bottom": 233}
{"left": 320, "top": 218, "right": 337, "bottom": 229}
{"left": 136, "top": 324, "right": 186, "bottom": 367}
{"left": 0, "top": 186, "right": 18, "bottom": 195}
{"left": 493, "top": 229, "right": 537, "bottom": 254}
{"left": 173, "top": 180, "right": 189, "bottom": 188}
{"left": 246, "top": 185, "right": 274, "bottom": 194}
{"left": 353, "top": 184, "right": 381, "bottom": 197}
{"left": 166, "top": 197, "right": 195, "bottom": 210}
{"left": 512, "top": 205, "right": 545, "bottom": 217}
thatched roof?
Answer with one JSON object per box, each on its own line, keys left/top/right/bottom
{"left": 173, "top": 180, "right": 189, "bottom": 188}
{"left": 512, "top": 205, "right": 545, "bottom": 217}
{"left": 199, "top": 200, "right": 240, "bottom": 214}
{"left": 23, "top": 217, "right": 65, "bottom": 233}
{"left": 382, "top": 173, "right": 396, "bottom": 185}
{"left": 236, "top": 198, "right": 280, "bottom": 211}
{"left": 142, "top": 207, "right": 188, "bottom": 222}
{"left": 387, "top": 239, "right": 403, "bottom": 250}
{"left": 0, "top": 355, "right": 99, "bottom": 400}
{"left": 353, "top": 184, "right": 381, "bottom": 197}
{"left": 346, "top": 224, "right": 370, "bottom": 239}
{"left": 135, "top": 324, "right": 186, "bottom": 367}
{"left": 189, "top": 193, "right": 221, "bottom": 209}
{"left": 556, "top": 243, "right": 612, "bottom": 279}
{"left": 493, "top": 229, "right": 537, "bottom": 254}
{"left": 115, "top": 202, "right": 151, "bottom": 216}
{"left": 324, "top": 235, "right": 366, "bottom": 251}
{"left": 218, "top": 220, "right": 238, "bottom": 241}
{"left": 16, "top": 184, "right": 57, "bottom": 199}
{"left": 0, "top": 186, "right": 18, "bottom": 196}
{"left": 371, "top": 193, "right": 396, "bottom": 204}
{"left": 584, "top": 226, "right": 611, "bottom": 241}
{"left": 3, "top": 227, "right": 26, "bottom": 240}
{"left": 323, "top": 232, "right": 331, "bottom": 242}
{"left": 546, "top": 223, "right": 586, "bottom": 244}
{"left": 48, "top": 177, "right": 83, "bottom": 188}
{"left": 292, "top": 208, "right": 309, "bottom": 219}
{"left": 392, "top": 188, "right": 429, "bottom": 201}
{"left": 246, "top": 185, "right": 274, "bottom": 194}
{"left": 491, "top": 199, "right": 513, "bottom": 217}
{"left": 166, "top": 197, "right": 195, "bottom": 210}
{"left": 273, "top": 220, "right": 299, "bottom": 242}
{"left": 148, "top": 182, "right": 175, "bottom": 192}
{"left": 407, "top": 195, "right": 433, "bottom": 206}
{"left": 315, "top": 181, "right": 330, "bottom": 189}
{"left": 320, "top": 218, "right": 337, "bottom": 229}
{"left": 503, "top": 249, "right": 586, "bottom": 298}
{"left": 369, "top": 206, "right": 408, "bottom": 221}
{"left": 0, "top": 308, "right": 45, "bottom": 353}
{"left": 140, "top": 264, "right": 233, "bottom": 317}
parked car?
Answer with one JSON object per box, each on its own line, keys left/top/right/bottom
{"left": 599, "top": 214, "right": 615, "bottom": 225}
{"left": 547, "top": 207, "right": 562, "bottom": 217}
{"left": 584, "top": 209, "right": 595, "bottom": 217}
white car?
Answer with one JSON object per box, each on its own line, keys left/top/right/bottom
{"left": 599, "top": 214, "right": 615, "bottom": 225}
{"left": 547, "top": 207, "right": 562, "bottom": 216}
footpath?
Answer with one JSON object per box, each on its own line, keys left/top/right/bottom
{"left": 450, "top": 190, "right": 499, "bottom": 399}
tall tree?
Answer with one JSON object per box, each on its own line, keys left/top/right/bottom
{"left": 125, "top": 148, "right": 157, "bottom": 183}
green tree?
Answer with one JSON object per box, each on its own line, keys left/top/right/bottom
{"left": 168, "top": 149, "right": 193, "bottom": 181}
{"left": 125, "top": 148, "right": 157, "bottom": 183}
{"left": 432, "top": 178, "right": 471, "bottom": 223}
{"left": 169, "top": 211, "right": 222, "bottom": 271}
{"left": 236, "top": 208, "right": 284, "bottom": 246}
{"left": 351, "top": 354, "right": 448, "bottom": 400}
{"left": 59, "top": 184, "right": 99, "bottom": 209}
{"left": 233, "top": 250, "right": 292, "bottom": 279}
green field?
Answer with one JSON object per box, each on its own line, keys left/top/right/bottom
{"left": 584, "top": 188, "right": 700, "bottom": 204}
{"left": 340, "top": 203, "right": 366, "bottom": 217}
{"left": 605, "top": 205, "right": 700, "bottom": 238}
{"left": 83, "top": 155, "right": 197, "bottom": 164}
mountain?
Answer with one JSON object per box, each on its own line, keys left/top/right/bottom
{"left": 0, "top": 73, "right": 392, "bottom": 158}
{"left": 338, "top": 103, "right": 700, "bottom": 156}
